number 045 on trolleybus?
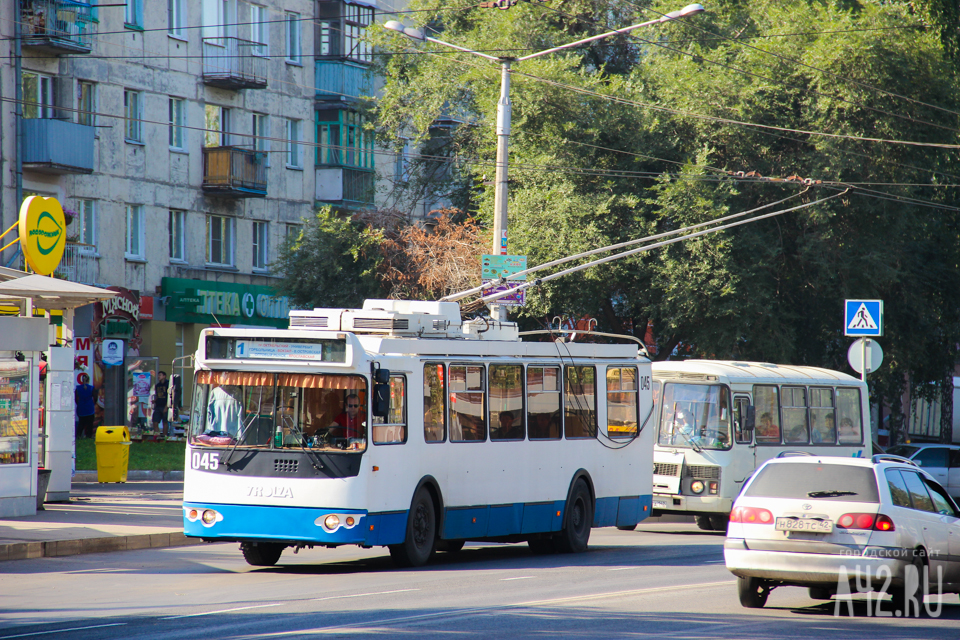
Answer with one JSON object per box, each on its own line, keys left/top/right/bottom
{"left": 651, "top": 361, "right": 871, "bottom": 531}
{"left": 182, "top": 300, "right": 654, "bottom": 567}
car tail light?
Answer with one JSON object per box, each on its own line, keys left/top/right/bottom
{"left": 730, "top": 506, "right": 773, "bottom": 524}
{"left": 837, "top": 513, "right": 895, "bottom": 531}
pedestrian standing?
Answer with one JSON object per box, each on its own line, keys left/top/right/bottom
{"left": 75, "top": 374, "right": 95, "bottom": 439}
{"left": 151, "top": 371, "right": 170, "bottom": 438}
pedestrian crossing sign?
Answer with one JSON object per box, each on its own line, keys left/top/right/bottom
{"left": 844, "top": 299, "right": 883, "bottom": 337}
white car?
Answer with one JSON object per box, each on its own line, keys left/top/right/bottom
{"left": 724, "top": 454, "right": 960, "bottom": 611}
{"left": 884, "top": 444, "right": 960, "bottom": 501}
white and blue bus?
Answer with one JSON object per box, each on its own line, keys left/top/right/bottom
{"left": 183, "top": 299, "right": 654, "bottom": 567}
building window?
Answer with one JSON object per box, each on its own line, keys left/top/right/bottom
{"left": 126, "top": 205, "right": 145, "bottom": 259}
{"left": 124, "top": 90, "right": 142, "bottom": 142}
{"left": 252, "top": 113, "right": 269, "bottom": 165}
{"left": 285, "top": 12, "right": 301, "bottom": 63}
{"left": 202, "top": 0, "right": 227, "bottom": 39}
{"left": 169, "top": 209, "right": 186, "bottom": 261}
{"left": 206, "top": 215, "right": 235, "bottom": 266}
{"left": 168, "top": 0, "right": 185, "bottom": 36}
{"left": 344, "top": 3, "right": 373, "bottom": 63}
{"left": 395, "top": 137, "right": 411, "bottom": 184}
{"left": 286, "top": 118, "right": 301, "bottom": 168}
{"left": 285, "top": 223, "right": 300, "bottom": 243}
{"left": 205, "top": 105, "right": 230, "bottom": 147}
{"left": 317, "top": 109, "right": 374, "bottom": 169}
{"left": 125, "top": 0, "right": 143, "bottom": 28}
{"left": 251, "top": 4, "right": 268, "bottom": 56}
{"left": 76, "top": 199, "right": 97, "bottom": 254}
{"left": 317, "top": 2, "right": 374, "bottom": 63}
{"left": 77, "top": 81, "right": 96, "bottom": 126}
{"left": 21, "top": 72, "right": 53, "bottom": 119}
{"left": 252, "top": 221, "right": 268, "bottom": 270}
{"left": 169, "top": 97, "right": 186, "bottom": 150}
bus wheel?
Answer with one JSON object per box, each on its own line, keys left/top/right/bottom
{"left": 389, "top": 487, "right": 437, "bottom": 568}
{"left": 694, "top": 515, "right": 714, "bottom": 531}
{"left": 437, "top": 539, "right": 465, "bottom": 553}
{"left": 709, "top": 515, "right": 729, "bottom": 532}
{"left": 556, "top": 480, "right": 593, "bottom": 553}
{"left": 240, "top": 542, "right": 284, "bottom": 566}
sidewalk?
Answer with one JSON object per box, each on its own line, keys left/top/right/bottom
{"left": 0, "top": 479, "right": 205, "bottom": 562}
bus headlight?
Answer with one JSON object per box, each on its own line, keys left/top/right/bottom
{"left": 691, "top": 480, "right": 705, "bottom": 494}
{"left": 709, "top": 481, "right": 719, "bottom": 495}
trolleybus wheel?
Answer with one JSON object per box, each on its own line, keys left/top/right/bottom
{"left": 527, "top": 537, "right": 558, "bottom": 554}
{"left": 737, "top": 576, "right": 769, "bottom": 608}
{"left": 240, "top": 542, "right": 285, "bottom": 566}
{"left": 556, "top": 480, "right": 593, "bottom": 553}
{"left": 437, "top": 539, "right": 465, "bottom": 553}
{"left": 616, "top": 524, "right": 638, "bottom": 531}
{"left": 389, "top": 487, "right": 437, "bottom": 568}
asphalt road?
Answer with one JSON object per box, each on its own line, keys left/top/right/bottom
{"left": 1, "top": 522, "right": 958, "bottom": 639}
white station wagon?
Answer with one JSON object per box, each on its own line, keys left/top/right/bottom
{"left": 724, "top": 454, "right": 960, "bottom": 611}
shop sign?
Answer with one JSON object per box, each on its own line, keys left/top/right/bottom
{"left": 161, "top": 277, "right": 291, "bottom": 328}
{"left": 18, "top": 196, "right": 66, "bottom": 275}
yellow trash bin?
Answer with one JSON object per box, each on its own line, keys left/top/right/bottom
{"left": 95, "top": 426, "right": 131, "bottom": 483}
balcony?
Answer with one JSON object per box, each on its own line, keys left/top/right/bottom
{"left": 202, "top": 37, "right": 268, "bottom": 90}
{"left": 316, "top": 167, "right": 374, "bottom": 206}
{"left": 202, "top": 146, "right": 267, "bottom": 197}
{"left": 21, "top": 118, "right": 95, "bottom": 174}
{"left": 54, "top": 243, "right": 99, "bottom": 285}
{"left": 20, "top": 0, "right": 94, "bottom": 54}
{"left": 315, "top": 61, "right": 372, "bottom": 103}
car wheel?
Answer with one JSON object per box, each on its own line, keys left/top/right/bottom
{"left": 709, "top": 515, "right": 728, "bottom": 532}
{"left": 809, "top": 587, "right": 833, "bottom": 601}
{"left": 240, "top": 542, "right": 285, "bottom": 566}
{"left": 695, "top": 515, "right": 714, "bottom": 531}
{"left": 889, "top": 551, "right": 926, "bottom": 617}
{"left": 556, "top": 480, "right": 593, "bottom": 553}
{"left": 737, "top": 576, "right": 769, "bottom": 608}
{"left": 388, "top": 487, "right": 437, "bottom": 568}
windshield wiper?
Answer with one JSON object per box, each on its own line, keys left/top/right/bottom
{"left": 807, "top": 490, "right": 858, "bottom": 498}
{"left": 222, "top": 412, "right": 260, "bottom": 468}
{"left": 283, "top": 415, "right": 325, "bottom": 471}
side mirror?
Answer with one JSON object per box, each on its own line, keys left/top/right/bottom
{"left": 373, "top": 368, "right": 390, "bottom": 384}
{"left": 373, "top": 382, "right": 390, "bottom": 418}
{"left": 743, "top": 406, "right": 756, "bottom": 432}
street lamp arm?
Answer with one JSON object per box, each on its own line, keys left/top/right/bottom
{"left": 423, "top": 35, "right": 501, "bottom": 61}
{"left": 384, "top": 20, "right": 501, "bottom": 61}
{"left": 515, "top": 3, "right": 704, "bottom": 62}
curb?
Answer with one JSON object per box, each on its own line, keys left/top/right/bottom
{"left": 72, "top": 470, "right": 185, "bottom": 483}
{"left": 0, "top": 532, "right": 206, "bottom": 562}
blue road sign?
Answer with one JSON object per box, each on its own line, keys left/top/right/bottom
{"left": 844, "top": 299, "right": 883, "bottom": 337}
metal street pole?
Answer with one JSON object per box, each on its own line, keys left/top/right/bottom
{"left": 385, "top": 4, "right": 705, "bottom": 321}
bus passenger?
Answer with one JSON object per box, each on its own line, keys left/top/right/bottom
{"left": 496, "top": 411, "right": 522, "bottom": 439}
{"left": 756, "top": 412, "right": 778, "bottom": 440}
{"left": 207, "top": 385, "right": 243, "bottom": 438}
{"left": 329, "top": 393, "right": 366, "bottom": 439}
{"left": 839, "top": 417, "right": 859, "bottom": 441}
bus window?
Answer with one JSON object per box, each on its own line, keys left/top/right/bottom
{"left": 782, "top": 386, "right": 808, "bottom": 444}
{"left": 565, "top": 366, "right": 596, "bottom": 439}
{"left": 837, "top": 387, "right": 863, "bottom": 444}
{"left": 423, "top": 363, "right": 446, "bottom": 443}
{"left": 733, "top": 396, "right": 751, "bottom": 444}
{"left": 606, "top": 366, "right": 638, "bottom": 439}
{"left": 450, "top": 365, "right": 486, "bottom": 442}
{"left": 527, "top": 366, "right": 561, "bottom": 440}
{"left": 658, "top": 383, "right": 731, "bottom": 450}
{"left": 809, "top": 387, "right": 836, "bottom": 444}
{"left": 372, "top": 376, "right": 406, "bottom": 444}
{"left": 490, "top": 365, "right": 524, "bottom": 440}
{"left": 754, "top": 385, "right": 781, "bottom": 444}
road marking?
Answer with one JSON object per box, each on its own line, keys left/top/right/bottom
{"left": 250, "top": 580, "right": 738, "bottom": 637}
{"left": 607, "top": 566, "right": 640, "bottom": 571}
{"left": 0, "top": 623, "right": 126, "bottom": 638}
{"left": 501, "top": 576, "right": 535, "bottom": 581}
{"left": 62, "top": 568, "right": 129, "bottom": 574}
{"left": 310, "top": 588, "right": 420, "bottom": 602}
{"left": 162, "top": 603, "right": 285, "bottom": 619}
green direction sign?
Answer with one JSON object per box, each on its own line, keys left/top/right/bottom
{"left": 481, "top": 255, "right": 527, "bottom": 281}
{"left": 160, "top": 277, "right": 291, "bottom": 328}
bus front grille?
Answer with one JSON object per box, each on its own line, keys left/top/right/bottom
{"left": 686, "top": 465, "right": 720, "bottom": 479}
{"left": 654, "top": 463, "right": 680, "bottom": 477}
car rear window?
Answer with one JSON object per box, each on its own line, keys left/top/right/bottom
{"left": 744, "top": 462, "right": 880, "bottom": 503}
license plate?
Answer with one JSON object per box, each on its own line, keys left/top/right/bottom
{"left": 775, "top": 517, "right": 833, "bottom": 533}
{"left": 653, "top": 499, "right": 669, "bottom": 509}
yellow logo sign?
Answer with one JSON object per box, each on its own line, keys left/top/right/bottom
{"left": 19, "top": 196, "right": 66, "bottom": 275}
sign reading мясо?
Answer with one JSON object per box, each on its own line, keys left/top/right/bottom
{"left": 18, "top": 196, "right": 66, "bottom": 275}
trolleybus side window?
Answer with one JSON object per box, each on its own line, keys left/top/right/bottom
{"left": 753, "top": 385, "right": 781, "bottom": 444}
{"left": 449, "top": 365, "right": 486, "bottom": 442}
{"left": 782, "top": 386, "right": 808, "bottom": 444}
{"left": 423, "top": 363, "right": 446, "bottom": 443}
{"left": 836, "top": 387, "right": 863, "bottom": 444}
{"left": 372, "top": 375, "right": 406, "bottom": 445}
{"left": 606, "top": 366, "right": 639, "bottom": 439}
{"left": 733, "top": 396, "right": 751, "bottom": 444}
{"left": 565, "top": 366, "right": 596, "bottom": 439}
{"left": 490, "top": 364, "right": 524, "bottom": 441}
{"left": 527, "top": 366, "right": 561, "bottom": 440}
{"left": 809, "top": 387, "right": 836, "bottom": 444}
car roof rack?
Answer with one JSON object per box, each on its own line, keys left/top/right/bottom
{"left": 776, "top": 450, "right": 815, "bottom": 458}
{"left": 872, "top": 454, "right": 918, "bottom": 466}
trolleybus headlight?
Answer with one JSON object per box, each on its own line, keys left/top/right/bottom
{"left": 324, "top": 514, "right": 340, "bottom": 530}
{"left": 708, "top": 481, "right": 719, "bottom": 495}
{"left": 201, "top": 509, "right": 219, "bottom": 525}
{"left": 691, "top": 480, "right": 705, "bottom": 494}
